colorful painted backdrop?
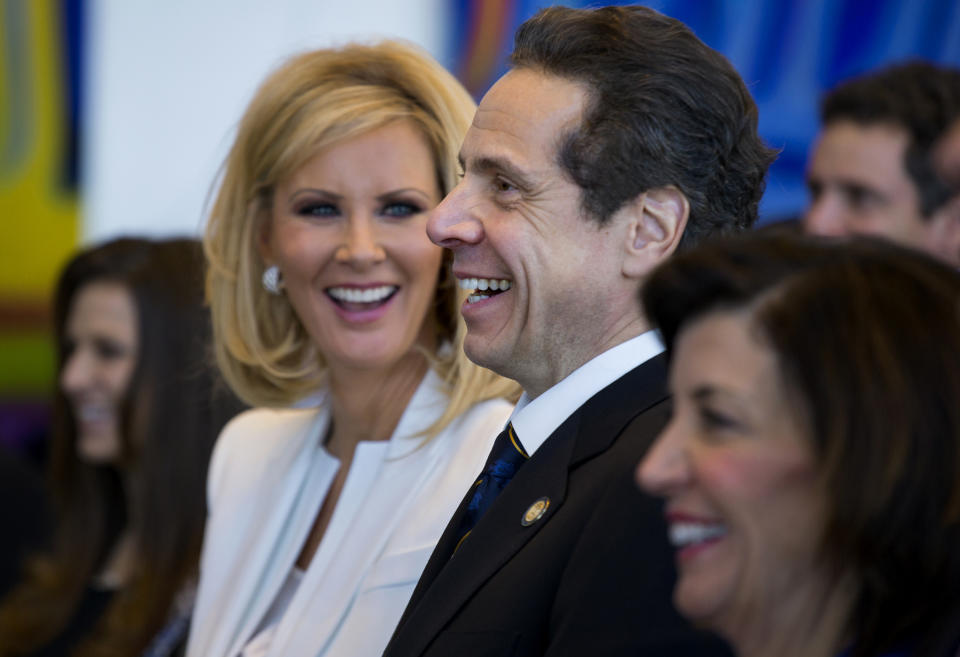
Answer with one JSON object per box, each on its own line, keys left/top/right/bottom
{"left": 2, "top": 0, "right": 959, "bottom": 455}
{"left": 1, "top": 0, "right": 81, "bottom": 455}
{"left": 446, "top": 0, "right": 960, "bottom": 218}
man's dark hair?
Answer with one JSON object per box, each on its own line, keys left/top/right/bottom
{"left": 821, "top": 60, "right": 960, "bottom": 217}
{"left": 510, "top": 5, "right": 776, "bottom": 249}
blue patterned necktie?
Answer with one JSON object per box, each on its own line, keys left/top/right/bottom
{"left": 454, "top": 422, "right": 529, "bottom": 552}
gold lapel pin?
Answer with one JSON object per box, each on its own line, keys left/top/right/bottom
{"left": 521, "top": 496, "right": 550, "bottom": 527}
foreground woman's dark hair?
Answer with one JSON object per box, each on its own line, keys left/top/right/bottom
{"left": 641, "top": 232, "right": 960, "bottom": 657}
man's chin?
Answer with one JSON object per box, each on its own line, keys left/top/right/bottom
{"left": 464, "top": 335, "right": 516, "bottom": 381}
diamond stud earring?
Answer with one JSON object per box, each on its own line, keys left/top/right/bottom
{"left": 262, "top": 265, "right": 284, "bottom": 294}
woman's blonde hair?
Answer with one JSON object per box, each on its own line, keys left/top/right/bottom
{"left": 205, "top": 40, "right": 518, "bottom": 434}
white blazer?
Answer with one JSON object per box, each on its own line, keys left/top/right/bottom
{"left": 186, "top": 369, "right": 512, "bottom": 657}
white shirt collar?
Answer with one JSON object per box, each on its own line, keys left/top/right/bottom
{"left": 508, "top": 330, "right": 665, "bottom": 457}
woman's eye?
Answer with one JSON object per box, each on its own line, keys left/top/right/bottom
{"left": 699, "top": 407, "right": 739, "bottom": 432}
{"left": 95, "top": 340, "right": 127, "bottom": 360}
{"left": 296, "top": 202, "right": 338, "bottom": 218}
{"left": 382, "top": 202, "right": 422, "bottom": 218}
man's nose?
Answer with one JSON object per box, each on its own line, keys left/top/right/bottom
{"left": 427, "top": 181, "right": 484, "bottom": 248}
{"left": 804, "top": 195, "right": 849, "bottom": 237}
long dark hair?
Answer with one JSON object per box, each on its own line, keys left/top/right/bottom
{"left": 0, "top": 238, "right": 243, "bottom": 656}
{"left": 641, "top": 232, "right": 960, "bottom": 657}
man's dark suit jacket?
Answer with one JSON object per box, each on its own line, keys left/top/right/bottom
{"left": 382, "top": 354, "right": 733, "bottom": 657}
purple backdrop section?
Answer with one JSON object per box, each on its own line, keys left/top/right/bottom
{"left": 0, "top": 401, "right": 51, "bottom": 466}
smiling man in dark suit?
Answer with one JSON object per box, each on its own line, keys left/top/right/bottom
{"left": 382, "top": 6, "right": 775, "bottom": 656}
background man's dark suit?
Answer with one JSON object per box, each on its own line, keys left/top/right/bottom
{"left": 384, "top": 355, "right": 732, "bottom": 657}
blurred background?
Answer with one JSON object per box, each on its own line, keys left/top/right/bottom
{"left": 2, "top": 0, "right": 959, "bottom": 460}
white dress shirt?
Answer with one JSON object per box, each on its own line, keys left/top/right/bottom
{"left": 509, "top": 330, "right": 664, "bottom": 456}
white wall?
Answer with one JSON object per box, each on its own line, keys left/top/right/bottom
{"left": 81, "top": 0, "right": 447, "bottom": 242}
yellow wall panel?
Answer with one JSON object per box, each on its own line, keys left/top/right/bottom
{"left": 1, "top": 0, "right": 78, "bottom": 301}
{"left": 1, "top": 0, "right": 79, "bottom": 396}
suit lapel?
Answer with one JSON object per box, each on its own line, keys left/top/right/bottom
{"left": 568, "top": 352, "right": 669, "bottom": 465}
{"left": 389, "top": 412, "right": 578, "bottom": 657}
{"left": 391, "top": 355, "right": 669, "bottom": 656}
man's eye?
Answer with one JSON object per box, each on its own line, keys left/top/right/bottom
{"left": 843, "top": 185, "right": 880, "bottom": 211}
{"left": 494, "top": 178, "right": 517, "bottom": 194}
{"left": 296, "top": 202, "right": 338, "bottom": 217}
{"left": 382, "top": 202, "right": 422, "bottom": 218}
{"left": 846, "top": 188, "right": 867, "bottom": 208}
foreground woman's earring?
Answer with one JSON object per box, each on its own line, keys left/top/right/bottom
{"left": 262, "top": 265, "right": 284, "bottom": 294}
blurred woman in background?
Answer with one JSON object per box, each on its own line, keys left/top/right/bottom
{"left": 0, "top": 238, "right": 242, "bottom": 657}
{"left": 637, "top": 232, "right": 960, "bottom": 657}
{"left": 186, "top": 41, "right": 518, "bottom": 657}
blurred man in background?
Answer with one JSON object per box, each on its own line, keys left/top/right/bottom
{"left": 804, "top": 61, "right": 960, "bottom": 266}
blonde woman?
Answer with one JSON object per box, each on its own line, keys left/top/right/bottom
{"left": 185, "top": 42, "right": 519, "bottom": 657}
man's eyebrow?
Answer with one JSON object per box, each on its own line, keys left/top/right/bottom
{"left": 837, "top": 180, "right": 888, "bottom": 204}
{"left": 807, "top": 175, "right": 890, "bottom": 204}
{"left": 461, "top": 153, "right": 535, "bottom": 191}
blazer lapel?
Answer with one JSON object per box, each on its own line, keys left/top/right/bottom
{"left": 406, "top": 472, "right": 475, "bottom": 599}
{"left": 218, "top": 412, "right": 334, "bottom": 657}
{"left": 268, "top": 369, "right": 457, "bottom": 657}
{"left": 389, "top": 354, "right": 669, "bottom": 657}
{"left": 269, "top": 432, "right": 449, "bottom": 656}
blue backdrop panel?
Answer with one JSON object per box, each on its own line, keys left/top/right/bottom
{"left": 448, "top": 0, "right": 960, "bottom": 222}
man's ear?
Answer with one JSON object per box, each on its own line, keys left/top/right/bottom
{"left": 622, "top": 186, "right": 690, "bottom": 279}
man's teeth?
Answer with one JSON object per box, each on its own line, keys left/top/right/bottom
{"left": 458, "top": 278, "right": 512, "bottom": 292}
{"left": 327, "top": 285, "right": 397, "bottom": 304}
{"left": 669, "top": 523, "right": 727, "bottom": 548}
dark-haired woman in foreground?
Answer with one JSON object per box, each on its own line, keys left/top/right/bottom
{"left": 0, "top": 238, "right": 242, "bottom": 656}
{"left": 637, "top": 233, "right": 960, "bottom": 657}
